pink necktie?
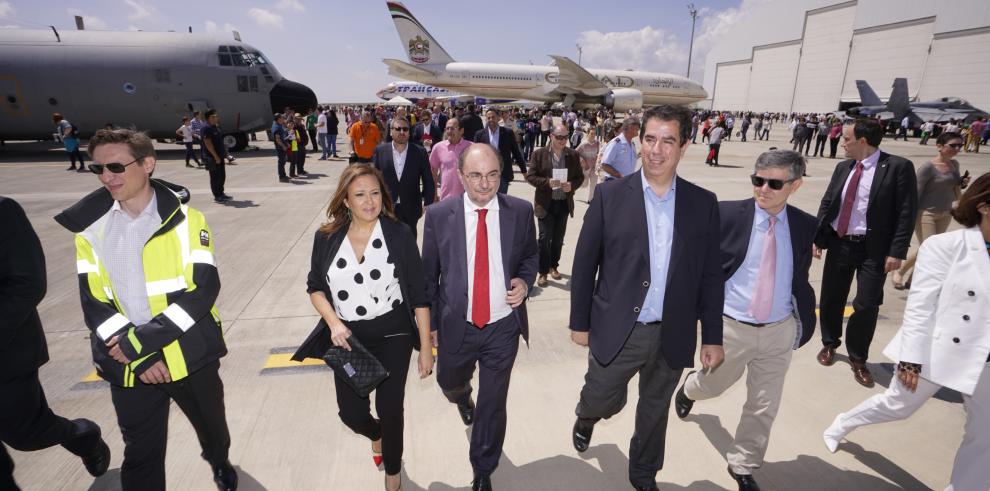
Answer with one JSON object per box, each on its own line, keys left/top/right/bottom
{"left": 836, "top": 161, "right": 864, "bottom": 237}
{"left": 748, "top": 216, "right": 777, "bottom": 323}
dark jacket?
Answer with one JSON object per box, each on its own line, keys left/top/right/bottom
{"left": 371, "top": 143, "right": 436, "bottom": 222}
{"left": 0, "top": 197, "right": 49, "bottom": 379}
{"left": 570, "top": 171, "right": 724, "bottom": 368}
{"left": 292, "top": 218, "right": 429, "bottom": 361}
{"left": 429, "top": 112, "right": 448, "bottom": 143}
{"left": 460, "top": 112, "right": 484, "bottom": 142}
{"left": 720, "top": 198, "right": 818, "bottom": 348}
{"left": 525, "top": 146, "right": 585, "bottom": 218}
{"left": 474, "top": 126, "right": 527, "bottom": 184}
{"left": 815, "top": 151, "right": 918, "bottom": 260}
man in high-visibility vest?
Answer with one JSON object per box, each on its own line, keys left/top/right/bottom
{"left": 55, "top": 129, "right": 236, "bottom": 491}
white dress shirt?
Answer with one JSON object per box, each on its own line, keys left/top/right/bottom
{"left": 392, "top": 142, "right": 408, "bottom": 182}
{"left": 831, "top": 149, "right": 879, "bottom": 235}
{"left": 464, "top": 196, "right": 510, "bottom": 325}
{"left": 102, "top": 195, "right": 160, "bottom": 326}
{"left": 487, "top": 127, "right": 500, "bottom": 149}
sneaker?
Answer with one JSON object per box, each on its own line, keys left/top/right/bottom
{"left": 279, "top": 177, "right": 291, "bottom": 182}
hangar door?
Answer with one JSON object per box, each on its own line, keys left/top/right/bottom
{"left": 712, "top": 60, "right": 751, "bottom": 111}
{"left": 791, "top": 2, "right": 856, "bottom": 113}
{"left": 917, "top": 28, "right": 990, "bottom": 115}
{"left": 746, "top": 41, "right": 801, "bottom": 114}
{"left": 840, "top": 18, "right": 935, "bottom": 103}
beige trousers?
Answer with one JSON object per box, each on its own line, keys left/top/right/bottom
{"left": 898, "top": 209, "right": 953, "bottom": 280}
{"left": 683, "top": 315, "right": 795, "bottom": 475}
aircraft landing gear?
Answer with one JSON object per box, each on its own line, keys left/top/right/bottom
{"left": 223, "top": 132, "right": 248, "bottom": 152}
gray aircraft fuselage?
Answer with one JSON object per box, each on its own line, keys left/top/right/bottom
{"left": 0, "top": 28, "right": 316, "bottom": 150}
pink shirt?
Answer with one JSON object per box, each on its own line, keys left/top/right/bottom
{"left": 429, "top": 139, "right": 470, "bottom": 200}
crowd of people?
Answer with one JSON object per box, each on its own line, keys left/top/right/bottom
{"left": 13, "top": 100, "right": 988, "bottom": 491}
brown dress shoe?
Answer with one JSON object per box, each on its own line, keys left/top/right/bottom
{"left": 537, "top": 275, "right": 549, "bottom": 287}
{"left": 550, "top": 268, "right": 562, "bottom": 280}
{"left": 850, "top": 361, "right": 874, "bottom": 387}
{"left": 817, "top": 345, "right": 836, "bottom": 366}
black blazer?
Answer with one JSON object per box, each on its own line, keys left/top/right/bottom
{"left": 372, "top": 143, "right": 436, "bottom": 219}
{"left": 429, "top": 113, "right": 448, "bottom": 143}
{"left": 720, "top": 198, "right": 817, "bottom": 348}
{"left": 0, "top": 197, "right": 49, "bottom": 378}
{"left": 570, "top": 172, "right": 724, "bottom": 369}
{"left": 815, "top": 151, "right": 917, "bottom": 260}
{"left": 291, "top": 218, "right": 428, "bottom": 361}
{"left": 422, "top": 194, "right": 539, "bottom": 354}
{"left": 474, "top": 127, "right": 526, "bottom": 184}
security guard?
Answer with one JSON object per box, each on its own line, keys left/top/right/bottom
{"left": 1, "top": 196, "right": 110, "bottom": 490}
{"left": 54, "top": 129, "right": 237, "bottom": 491}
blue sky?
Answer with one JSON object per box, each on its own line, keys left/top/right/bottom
{"left": 1, "top": 0, "right": 748, "bottom": 102}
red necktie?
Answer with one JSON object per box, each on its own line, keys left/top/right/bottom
{"left": 472, "top": 209, "right": 490, "bottom": 328}
{"left": 836, "top": 161, "right": 864, "bottom": 237}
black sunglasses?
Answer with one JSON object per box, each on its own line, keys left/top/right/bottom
{"left": 391, "top": 127, "right": 409, "bottom": 132}
{"left": 552, "top": 134, "right": 569, "bottom": 141}
{"left": 89, "top": 157, "right": 142, "bottom": 175}
{"left": 751, "top": 174, "right": 795, "bottom": 190}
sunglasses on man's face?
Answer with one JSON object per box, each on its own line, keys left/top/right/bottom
{"left": 552, "top": 134, "right": 569, "bottom": 141}
{"left": 392, "top": 127, "right": 409, "bottom": 132}
{"left": 89, "top": 157, "right": 141, "bottom": 175}
{"left": 750, "top": 174, "right": 794, "bottom": 190}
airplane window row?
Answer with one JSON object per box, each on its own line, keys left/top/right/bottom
{"left": 470, "top": 75, "right": 532, "bottom": 81}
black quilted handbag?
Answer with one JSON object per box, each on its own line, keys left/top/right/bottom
{"left": 322, "top": 336, "right": 389, "bottom": 397}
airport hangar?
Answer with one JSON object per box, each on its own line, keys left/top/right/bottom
{"left": 702, "top": 0, "right": 990, "bottom": 114}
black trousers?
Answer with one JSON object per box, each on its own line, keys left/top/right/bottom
{"left": 1, "top": 371, "right": 97, "bottom": 490}
{"left": 576, "top": 323, "right": 682, "bottom": 487}
{"left": 829, "top": 138, "right": 840, "bottom": 158}
{"left": 814, "top": 136, "right": 828, "bottom": 156}
{"left": 538, "top": 200, "right": 570, "bottom": 274}
{"left": 819, "top": 236, "right": 887, "bottom": 362}
{"left": 437, "top": 315, "right": 520, "bottom": 475}
{"left": 394, "top": 203, "right": 421, "bottom": 240}
{"left": 335, "top": 307, "right": 414, "bottom": 475}
{"left": 184, "top": 142, "right": 200, "bottom": 165}
{"left": 290, "top": 148, "right": 307, "bottom": 175}
{"left": 276, "top": 148, "right": 288, "bottom": 178}
{"left": 308, "top": 128, "right": 318, "bottom": 151}
{"left": 110, "top": 360, "right": 230, "bottom": 491}
{"left": 207, "top": 162, "right": 225, "bottom": 199}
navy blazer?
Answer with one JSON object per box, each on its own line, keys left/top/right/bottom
{"left": 0, "top": 197, "right": 50, "bottom": 377}
{"left": 474, "top": 127, "right": 526, "bottom": 184}
{"left": 372, "top": 143, "right": 435, "bottom": 219}
{"left": 570, "top": 171, "right": 724, "bottom": 369}
{"left": 815, "top": 151, "right": 917, "bottom": 260}
{"left": 720, "top": 198, "right": 817, "bottom": 348}
{"left": 422, "top": 194, "right": 539, "bottom": 354}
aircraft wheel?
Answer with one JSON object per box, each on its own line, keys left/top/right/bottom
{"left": 223, "top": 132, "right": 248, "bottom": 152}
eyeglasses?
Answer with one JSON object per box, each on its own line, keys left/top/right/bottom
{"left": 391, "top": 127, "right": 409, "bottom": 132}
{"left": 463, "top": 171, "right": 501, "bottom": 183}
{"left": 89, "top": 157, "right": 141, "bottom": 175}
{"left": 552, "top": 134, "right": 569, "bottom": 141}
{"left": 751, "top": 174, "right": 796, "bottom": 190}
{"left": 946, "top": 143, "right": 963, "bottom": 149}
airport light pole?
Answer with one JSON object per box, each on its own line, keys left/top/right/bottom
{"left": 686, "top": 4, "right": 698, "bottom": 79}
{"left": 576, "top": 44, "right": 583, "bottom": 65}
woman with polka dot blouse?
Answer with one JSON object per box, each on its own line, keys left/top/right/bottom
{"left": 292, "top": 164, "right": 433, "bottom": 491}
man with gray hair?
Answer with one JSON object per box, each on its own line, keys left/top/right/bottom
{"left": 673, "top": 149, "right": 819, "bottom": 491}
{"left": 599, "top": 116, "right": 641, "bottom": 181}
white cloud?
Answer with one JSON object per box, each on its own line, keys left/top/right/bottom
{"left": 205, "top": 20, "right": 238, "bottom": 34}
{"left": 247, "top": 8, "right": 283, "bottom": 29}
{"left": 67, "top": 8, "right": 110, "bottom": 30}
{"left": 577, "top": 26, "right": 687, "bottom": 73}
{"left": 276, "top": 0, "right": 305, "bottom": 12}
{"left": 123, "top": 0, "right": 152, "bottom": 21}
{"left": 0, "top": 1, "right": 14, "bottom": 19}
{"left": 691, "top": 0, "right": 772, "bottom": 82}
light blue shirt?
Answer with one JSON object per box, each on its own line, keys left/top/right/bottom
{"left": 723, "top": 205, "right": 794, "bottom": 324}
{"left": 638, "top": 172, "right": 676, "bottom": 323}
{"left": 601, "top": 133, "right": 638, "bottom": 178}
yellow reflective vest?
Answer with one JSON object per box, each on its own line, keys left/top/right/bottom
{"left": 55, "top": 179, "right": 226, "bottom": 387}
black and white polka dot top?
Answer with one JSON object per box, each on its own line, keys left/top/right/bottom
{"left": 326, "top": 220, "right": 403, "bottom": 321}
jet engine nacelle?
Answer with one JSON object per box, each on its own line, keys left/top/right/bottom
{"left": 604, "top": 88, "right": 643, "bottom": 113}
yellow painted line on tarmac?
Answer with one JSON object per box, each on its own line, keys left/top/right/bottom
{"left": 815, "top": 306, "right": 855, "bottom": 317}
{"left": 264, "top": 353, "right": 324, "bottom": 369}
{"left": 81, "top": 370, "right": 102, "bottom": 383}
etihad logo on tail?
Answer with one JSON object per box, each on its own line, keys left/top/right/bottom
{"left": 409, "top": 35, "right": 430, "bottom": 64}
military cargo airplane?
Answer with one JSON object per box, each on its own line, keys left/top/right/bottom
{"left": 383, "top": 2, "right": 707, "bottom": 112}
{"left": 847, "top": 78, "right": 988, "bottom": 124}
{"left": 0, "top": 27, "right": 316, "bottom": 151}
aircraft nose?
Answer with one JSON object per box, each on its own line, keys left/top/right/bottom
{"left": 269, "top": 78, "right": 318, "bottom": 113}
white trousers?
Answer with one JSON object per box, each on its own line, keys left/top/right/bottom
{"left": 827, "top": 362, "right": 990, "bottom": 491}
{"left": 683, "top": 315, "right": 795, "bottom": 475}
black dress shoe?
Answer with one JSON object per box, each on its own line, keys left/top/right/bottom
{"left": 67, "top": 419, "right": 110, "bottom": 477}
{"left": 728, "top": 466, "right": 761, "bottom": 491}
{"left": 457, "top": 399, "right": 475, "bottom": 426}
{"left": 471, "top": 472, "right": 492, "bottom": 491}
{"left": 674, "top": 371, "right": 696, "bottom": 419}
{"left": 212, "top": 461, "right": 238, "bottom": 491}
{"left": 572, "top": 418, "right": 595, "bottom": 453}
{"left": 629, "top": 479, "right": 659, "bottom": 491}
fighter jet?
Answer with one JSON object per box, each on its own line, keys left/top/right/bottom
{"left": 847, "top": 78, "right": 988, "bottom": 124}
{"left": 0, "top": 27, "right": 316, "bottom": 151}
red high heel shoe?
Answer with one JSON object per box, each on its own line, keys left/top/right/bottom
{"left": 372, "top": 439, "right": 383, "bottom": 467}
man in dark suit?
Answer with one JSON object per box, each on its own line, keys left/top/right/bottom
{"left": 813, "top": 117, "right": 917, "bottom": 387}
{"left": 429, "top": 105, "right": 448, "bottom": 144}
{"left": 474, "top": 109, "right": 527, "bottom": 195}
{"left": 422, "top": 143, "right": 538, "bottom": 491}
{"left": 0, "top": 197, "right": 111, "bottom": 489}
{"left": 568, "top": 105, "right": 725, "bottom": 491}
{"left": 372, "top": 116, "right": 436, "bottom": 238}
{"left": 460, "top": 103, "right": 484, "bottom": 143}
{"left": 673, "top": 150, "right": 818, "bottom": 491}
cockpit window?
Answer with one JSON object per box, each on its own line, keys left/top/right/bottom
{"left": 217, "top": 46, "right": 270, "bottom": 67}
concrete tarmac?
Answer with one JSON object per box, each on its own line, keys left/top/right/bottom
{"left": 2, "top": 127, "right": 989, "bottom": 491}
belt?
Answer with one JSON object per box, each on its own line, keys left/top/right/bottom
{"left": 637, "top": 320, "right": 662, "bottom": 327}
{"left": 723, "top": 314, "right": 784, "bottom": 328}
{"left": 839, "top": 234, "right": 866, "bottom": 243}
